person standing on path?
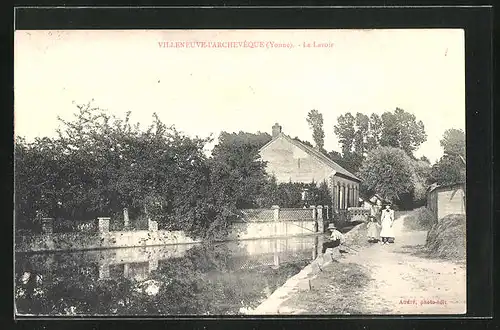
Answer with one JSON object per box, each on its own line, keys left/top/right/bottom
{"left": 367, "top": 200, "right": 382, "bottom": 243}
{"left": 379, "top": 203, "right": 395, "bottom": 244}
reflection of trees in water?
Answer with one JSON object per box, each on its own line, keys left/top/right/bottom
{"left": 15, "top": 244, "right": 312, "bottom": 315}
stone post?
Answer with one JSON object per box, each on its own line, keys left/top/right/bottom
{"left": 273, "top": 253, "right": 280, "bottom": 268}
{"left": 98, "top": 217, "right": 110, "bottom": 233}
{"left": 149, "top": 259, "right": 159, "bottom": 272}
{"left": 271, "top": 205, "right": 280, "bottom": 221}
{"left": 316, "top": 205, "right": 324, "bottom": 233}
{"left": 312, "top": 235, "right": 318, "bottom": 259}
{"left": 123, "top": 208, "right": 129, "bottom": 228}
{"left": 309, "top": 205, "right": 317, "bottom": 220}
{"left": 149, "top": 220, "right": 158, "bottom": 232}
{"left": 316, "top": 205, "right": 323, "bottom": 219}
{"left": 123, "top": 263, "right": 130, "bottom": 278}
{"left": 98, "top": 264, "right": 110, "bottom": 280}
{"left": 41, "top": 218, "right": 54, "bottom": 234}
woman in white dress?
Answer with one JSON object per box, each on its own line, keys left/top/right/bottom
{"left": 379, "top": 203, "right": 395, "bottom": 244}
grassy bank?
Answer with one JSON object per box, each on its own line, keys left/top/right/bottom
{"left": 282, "top": 262, "right": 371, "bottom": 314}
{"left": 402, "top": 207, "right": 436, "bottom": 231}
{"left": 425, "top": 214, "right": 466, "bottom": 261}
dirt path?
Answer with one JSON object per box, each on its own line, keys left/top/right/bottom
{"left": 341, "top": 215, "right": 466, "bottom": 314}
{"left": 253, "top": 215, "right": 466, "bottom": 315}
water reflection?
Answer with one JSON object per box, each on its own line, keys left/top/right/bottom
{"left": 15, "top": 235, "right": 325, "bottom": 316}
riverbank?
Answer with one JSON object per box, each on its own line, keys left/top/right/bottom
{"left": 248, "top": 212, "right": 466, "bottom": 315}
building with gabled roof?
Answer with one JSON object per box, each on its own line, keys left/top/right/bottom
{"left": 258, "top": 123, "right": 361, "bottom": 211}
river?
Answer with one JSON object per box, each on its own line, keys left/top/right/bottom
{"left": 15, "top": 235, "right": 327, "bottom": 316}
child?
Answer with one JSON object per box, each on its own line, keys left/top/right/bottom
{"left": 366, "top": 215, "right": 381, "bottom": 243}
{"left": 322, "top": 223, "right": 345, "bottom": 258}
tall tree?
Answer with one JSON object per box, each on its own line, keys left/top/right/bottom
{"left": 353, "top": 113, "right": 370, "bottom": 155}
{"left": 306, "top": 109, "right": 325, "bottom": 149}
{"left": 379, "top": 108, "right": 427, "bottom": 155}
{"left": 366, "top": 113, "right": 383, "bottom": 151}
{"left": 440, "top": 128, "right": 465, "bottom": 160}
{"left": 333, "top": 112, "right": 356, "bottom": 155}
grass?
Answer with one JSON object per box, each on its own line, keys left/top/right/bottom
{"left": 402, "top": 207, "right": 437, "bottom": 232}
{"left": 342, "top": 222, "right": 374, "bottom": 250}
{"left": 282, "top": 262, "right": 371, "bottom": 314}
{"left": 425, "top": 214, "right": 466, "bottom": 262}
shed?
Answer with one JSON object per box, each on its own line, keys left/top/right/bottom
{"left": 427, "top": 182, "right": 466, "bottom": 220}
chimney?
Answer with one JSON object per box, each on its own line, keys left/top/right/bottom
{"left": 272, "top": 123, "right": 282, "bottom": 138}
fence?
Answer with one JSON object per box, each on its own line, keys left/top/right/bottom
{"left": 52, "top": 218, "right": 98, "bottom": 234}
{"left": 238, "top": 208, "right": 275, "bottom": 222}
{"left": 347, "top": 207, "right": 370, "bottom": 222}
{"left": 239, "top": 206, "right": 325, "bottom": 222}
{"left": 279, "top": 208, "right": 315, "bottom": 221}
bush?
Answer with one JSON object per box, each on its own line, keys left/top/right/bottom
{"left": 425, "top": 214, "right": 466, "bottom": 261}
{"left": 402, "top": 207, "right": 436, "bottom": 231}
{"left": 258, "top": 180, "right": 332, "bottom": 209}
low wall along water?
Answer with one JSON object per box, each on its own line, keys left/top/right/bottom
{"left": 16, "top": 219, "right": 319, "bottom": 253}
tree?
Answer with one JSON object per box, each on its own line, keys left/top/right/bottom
{"left": 428, "top": 155, "right": 465, "bottom": 186}
{"left": 216, "top": 131, "right": 272, "bottom": 152}
{"left": 334, "top": 108, "right": 426, "bottom": 158}
{"left": 353, "top": 113, "right": 370, "bottom": 155}
{"left": 440, "top": 128, "right": 465, "bottom": 160}
{"left": 379, "top": 108, "right": 427, "bottom": 155}
{"left": 341, "top": 152, "right": 364, "bottom": 174}
{"left": 15, "top": 103, "right": 225, "bottom": 238}
{"left": 427, "top": 128, "right": 466, "bottom": 186}
{"left": 410, "top": 159, "right": 432, "bottom": 203}
{"left": 419, "top": 155, "right": 431, "bottom": 163}
{"left": 306, "top": 109, "right": 325, "bottom": 149}
{"left": 333, "top": 113, "right": 356, "bottom": 155}
{"left": 14, "top": 136, "right": 67, "bottom": 229}
{"left": 293, "top": 137, "right": 314, "bottom": 149}
{"left": 357, "top": 146, "right": 416, "bottom": 203}
{"left": 366, "top": 114, "right": 383, "bottom": 151}
{"left": 209, "top": 131, "right": 272, "bottom": 211}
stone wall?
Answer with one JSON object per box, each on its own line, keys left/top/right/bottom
{"left": 16, "top": 218, "right": 319, "bottom": 253}
{"left": 15, "top": 229, "right": 198, "bottom": 253}
{"left": 230, "top": 220, "right": 317, "bottom": 241}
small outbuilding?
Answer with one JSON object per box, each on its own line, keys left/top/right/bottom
{"left": 426, "top": 182, "right": 466, "bottom": 220}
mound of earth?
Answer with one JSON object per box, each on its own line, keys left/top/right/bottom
{"left": 342, "top": 222, "right": 371, "bottom": 249}
{"left": 425, "top": 214, "right": 466, "bottom": 261}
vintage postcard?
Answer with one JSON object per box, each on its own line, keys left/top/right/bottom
{"left": 14, "top": 29, "right": 466, "bottom": 316}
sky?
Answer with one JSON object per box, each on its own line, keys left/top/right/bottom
{"left": 14, "top": 29, "right": 465, "bottom": 163}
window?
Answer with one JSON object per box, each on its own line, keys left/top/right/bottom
{"left": 297, "top": 158, "right": 301, "bottom": 169}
